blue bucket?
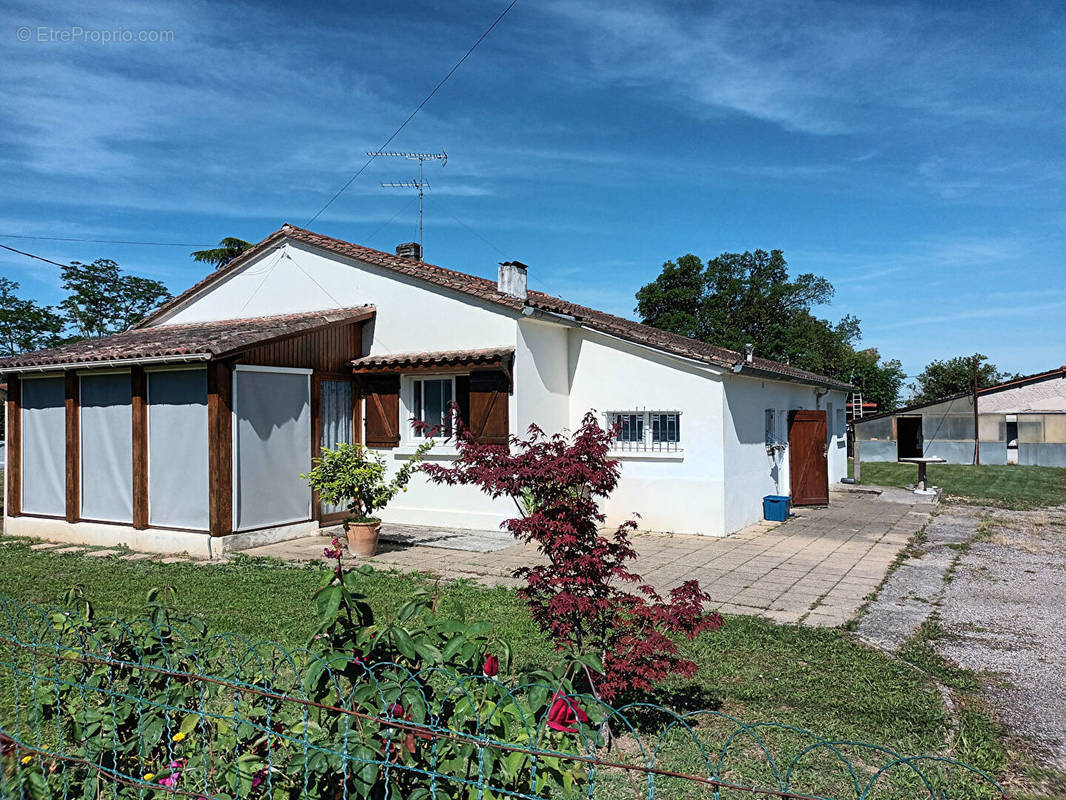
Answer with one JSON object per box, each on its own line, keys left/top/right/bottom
{"left": 762, "top": 495, "right": 791, "bottom": 522}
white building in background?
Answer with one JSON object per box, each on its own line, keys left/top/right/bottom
{"left": 2, "top": 225, "right": 849, "bottom": 557}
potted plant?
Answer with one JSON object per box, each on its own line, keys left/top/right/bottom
{"left": 304, "top": 441, "right": 432, "bottom": 557}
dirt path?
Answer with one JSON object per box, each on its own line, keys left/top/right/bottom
{"left": 860, "top": 503, "right": 1066, "bottom": 770}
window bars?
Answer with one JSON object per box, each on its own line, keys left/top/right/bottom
{"left": 606, "top": 411, "right": 681, "bottom": 452}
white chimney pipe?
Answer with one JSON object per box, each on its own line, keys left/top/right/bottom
{"left": 498, "top": 261, "right": 528, "bottom": 300}
{"left": 744, "top": 343, "right": 754, "bottom": 363}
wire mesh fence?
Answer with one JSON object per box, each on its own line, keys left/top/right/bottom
{"left": 0, "top": 595, "right": 1005, "bottom": 800}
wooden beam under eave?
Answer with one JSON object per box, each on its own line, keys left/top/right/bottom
{"left": 131, "top": 366, "right": 149, "bottom": 530}
{"left": 5, "top": 376, "right": 21, "bottom": 517}
{"left": 64, "top": 372, "right": 80, "bottom": 523}
{"left": 207, "top": 361, "right": 233, "bottom": 537}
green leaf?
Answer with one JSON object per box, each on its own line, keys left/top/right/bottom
{"left": 391, "top": 627, "right": 417, "bottom": 661}
{"left": 316, "top": 584, "right": 342, "bottom": 624}
{"left": 413, "top": 640, "right": 443, "bottom": 664}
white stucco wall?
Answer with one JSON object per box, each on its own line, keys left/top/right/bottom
{"left": 566, "top": 328, "right": 728, "bottom": 536}
{"left": 721, "top": 379, "right": 847, "bottom": 533}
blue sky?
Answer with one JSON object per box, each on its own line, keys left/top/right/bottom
{"left": 2, "top": 0, "right": 1064, "bottom": 385}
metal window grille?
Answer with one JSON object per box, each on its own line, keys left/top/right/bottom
{"left": 650, "top": 413, "right": 680, "bottom": 450}
{"left": 608, "top": 411, "right": 681, "bottom": 452}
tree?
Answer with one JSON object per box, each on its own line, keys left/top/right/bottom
{"left": 910, "top": 354, "right": 1009, "bottom": 405}
{"left": 845, "top": 348, "right": 906, "bottom": 413}
{"left": 422, "top": 412, "right": 722, "bottom": 702}
{"left": 60, "top": 259, "right": 172, "bottom": 339}
{"left": 635, "top": 250, "right": 856, "bottom": 377}
{"left": 0, "top": 278, "right": 65, "bottom": 356}
{"left": 191, "top": 237, "right": 252, "bottom": 269}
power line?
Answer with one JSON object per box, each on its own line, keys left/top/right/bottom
{"left": 304, "top": 0, "right": 519, "bottom": 226}
{"left": 0, "top": 243, "right": 69, "bottom": 269}
{"left": 0, "top": 233, "right": 213, "bottom": 247}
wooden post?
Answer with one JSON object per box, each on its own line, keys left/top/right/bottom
{"left": 854, "top": 439, "right": 861, "bottom": 484}
{"left": 131, "top": 367, "right": 149, "bottom": 529}
{"left": 64, "top": 372, "right": 80, "bottom": 523}
{"left": 207, "top": 361, "right": 233, "bottom": 536}
{"left": 310, "top": 374, "right": 321, "bottom": 522}
{"left": 5, "top": 376, "right": 21, "bottom": 518}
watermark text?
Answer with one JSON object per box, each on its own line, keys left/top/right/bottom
{"left": 16, "top": 26, "right": 175, "bottom": 44}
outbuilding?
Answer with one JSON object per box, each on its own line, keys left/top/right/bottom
{"left": 853, "top": 366, "right": 1066, "bottom": 466}
{"left": 1, "top": 225, "right": 849, "bottom": 556}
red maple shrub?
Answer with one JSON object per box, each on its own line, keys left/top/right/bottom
{"left": 421, "top": 410, "right": 723, "bottom": 702}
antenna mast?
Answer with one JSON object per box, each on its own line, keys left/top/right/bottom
{"left": 369, "top": 149, "right": 447, "bottom": 260}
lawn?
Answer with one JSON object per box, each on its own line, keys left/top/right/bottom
{"left": 851, "top": 459, "right": 1066, "bottom": 509}
{"left": 0, "top": 539, "right": 1017, "bottom": 798}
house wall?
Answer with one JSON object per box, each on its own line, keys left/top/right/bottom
{"left": 721, "top": 379, "right": 847, "bottom": 533}
{"left": 566, "top": 328, "right": 728, "bottom": 535}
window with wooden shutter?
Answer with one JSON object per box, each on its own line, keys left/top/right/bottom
{"left": 362, "top": 375, "right": 400, "bottom": 448}
{"left": 467, "top": 370, "right": 509, "bottom": 445}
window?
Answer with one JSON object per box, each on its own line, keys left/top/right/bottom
{"left": 765, "top": 409, "right": 776, "bottom": 445}
{"left": 650, "top": 412, "right": 680, "bottom": 444}
{"left": 411, "top": 377, "right": 454, "bottom": 438}
{"left": 607, "top": 411, "right": 681, "bottom": 451}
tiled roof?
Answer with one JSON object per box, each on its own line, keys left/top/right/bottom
{"left": 0, "top": 307, "right": 374, "bottom": 371}
{"left": 135, "top": 224, "right": 850, "bottom": 390}
{"left": 352, "top": 347, "right": 514, "bottom": 372}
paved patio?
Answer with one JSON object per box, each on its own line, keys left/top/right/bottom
{"left": 243, "top": 487, "right": 934, "bottom": 627}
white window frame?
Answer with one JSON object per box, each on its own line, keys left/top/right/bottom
{"left": 402, "top": 374, "right": 459, "bottom": 444}
{"left": 604, "top": 410, "right": 682, "bottom": 453}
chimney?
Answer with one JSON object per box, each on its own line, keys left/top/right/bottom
{"left": 395, "top": 242, "right": 422, "bottom": 261}
{"left": 744, "top": 343, "right": 754, "bottom": 363}
{"left": 497, "top": 260, "right": 528, "bottom": 300}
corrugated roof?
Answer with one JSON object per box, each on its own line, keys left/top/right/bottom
{"left": 134, "top": 224, "right": 851, "bottom": 390}
{"left": 0, "top": 307, "right": 375, "bottom": 371}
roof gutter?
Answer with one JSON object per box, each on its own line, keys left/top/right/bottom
{"left": 0, "top": 352, "right": 213, "bottom": 375}
{"left": 730, "top": 363, "right": 851, "bottom": 392}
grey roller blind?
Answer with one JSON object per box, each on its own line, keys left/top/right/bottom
{"left": 319, "top": 380, "right": 353, "bottom": 515}
{"left": 20, "top": 377, "right": 66, "bottom": 516}
{"left": 80, "top": 372, "right": 133, "bottom": 523}
{"left": 234, "top": 369, "right": 311, "bottom": 531}
{"left": 148, "top": 369, "right": 209, "bottom": 530}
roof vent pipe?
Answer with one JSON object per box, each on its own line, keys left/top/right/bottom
{"left": 396, "top": 242, "right": 422, "bottom": 260}
{"left": 744, "top": 343, "right": 754, "bottom": 363}
{"left": 498, "top": 261, "right": 528, "bottom": 300}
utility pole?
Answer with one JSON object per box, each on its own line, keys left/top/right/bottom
{"left": 973, "top": 355, "right": 980, "bottom": 465}
{"left": 369, "top": 150, "right": 447, "bottom": 260}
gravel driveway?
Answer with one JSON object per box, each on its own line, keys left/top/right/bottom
{"left": 861, "top": 504, "right": 1066, "bottom": 770}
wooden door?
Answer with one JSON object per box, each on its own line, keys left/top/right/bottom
{"left": 788, "top": 410, "right": 829, "bottom": 506}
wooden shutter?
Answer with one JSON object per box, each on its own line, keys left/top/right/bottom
{"left": 468, "top": 370, "right": 509, "bottom": 445}
{"left": 363, "top": 375, "right": 400, "bottom": 448}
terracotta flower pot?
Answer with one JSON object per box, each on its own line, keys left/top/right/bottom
{"left": 345, "top": 520, "right": 381, "bottom": 557}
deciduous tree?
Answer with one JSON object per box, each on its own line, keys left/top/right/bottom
{"left": 60, "top": 259, "right": 171, "bottom": 339}
{"left": 0, "top": 278, "right": 65, "bottom": 356}
{"left": 910, "top": 354, "right": 1010, "bottom": 405}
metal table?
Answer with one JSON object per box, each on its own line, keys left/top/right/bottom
{"left": 897, "top": 457, "right": 947, "bottom": 494}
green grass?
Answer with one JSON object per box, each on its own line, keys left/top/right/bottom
{"left": 0, "top": 538, "right": 1018, "bottom": 798}
{"left": 850, "top": 459, "right": 1066, "bottom": 509}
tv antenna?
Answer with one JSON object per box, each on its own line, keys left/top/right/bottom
{"left": 369, "top": 149, "right": 447, "bottom": 260}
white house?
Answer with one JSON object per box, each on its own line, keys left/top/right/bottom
{"left": 1, "top": 225, "right": 849, "bottom": 557}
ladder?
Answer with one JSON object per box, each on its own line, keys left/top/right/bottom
{"left": 850, "top": 391, "right": 864, "bottom": 420}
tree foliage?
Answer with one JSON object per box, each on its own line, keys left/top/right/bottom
{"left": 191, "top": 236, "right": 252, "bottom": 269}
{"left": 59, "top": 259, "right": 172, "bottom": 339}
{"left": 910, "top": 353, "right": 1010, "bottom": 405}
{"left": 422, "top": 412, "right": 722, "bottom": 703}
{"left": 635, "top": 249, "right": 906, "bottom": 409}
{"left": 0, "top": 278, "right": 65, "bottom": 356}
{"left": 845, "top": 348, "right": 906, "bottom": 413}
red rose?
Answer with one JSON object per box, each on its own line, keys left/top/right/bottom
{"left": 482, "top": 653, "right": 499, "bottom": 677}
{"left": 546, "top": 691, "right": 590, "bottom": 733}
